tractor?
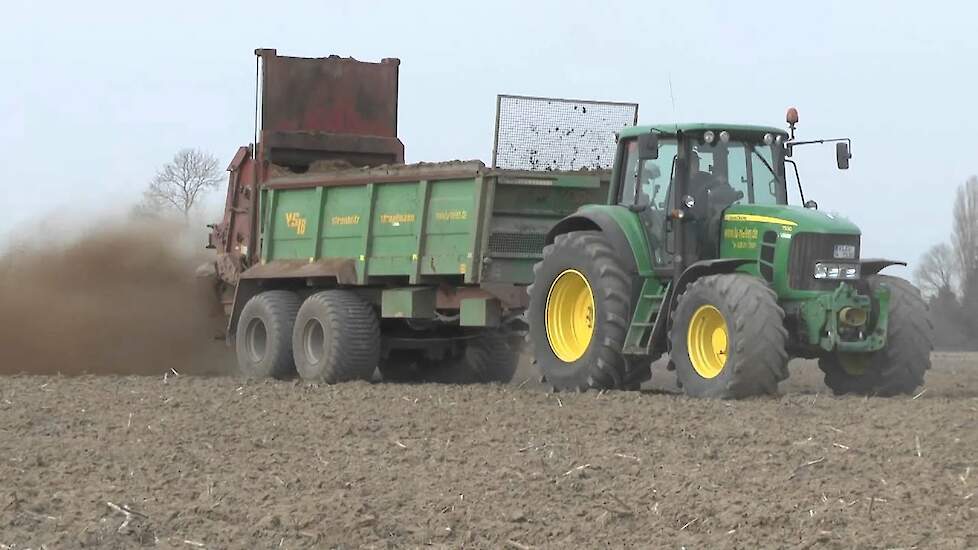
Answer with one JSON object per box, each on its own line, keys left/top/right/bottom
{"left": 527, "top": 110, "right": 933, "bottom": 398}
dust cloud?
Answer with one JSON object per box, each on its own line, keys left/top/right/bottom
{"left": 0, "top": 219, "right": 234, "bottom": 375}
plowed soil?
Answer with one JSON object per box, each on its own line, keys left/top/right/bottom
{"left": 1, "top": 353, "right": 976, "bottom": 549}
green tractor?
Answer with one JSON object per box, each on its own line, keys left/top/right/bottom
{"left": 528, "top": 109, "right": 933, "bottom": 398}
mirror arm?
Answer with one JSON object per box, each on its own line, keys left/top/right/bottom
{"left": 788, "top": 137, "right": 851, "bottom": 147}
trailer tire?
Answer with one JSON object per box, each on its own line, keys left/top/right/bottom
{"left": 670, "top": 274, "right": 789, "bottom": 398}
{"left": 818, "top": 275, "right": 932, "bottom": 396}
{"left": 378, "top": 350, "right": 424, "bottom": 383}
{"left": 234, "top": 290, "right": 301, "bottom": 379}
{"left": 436, "top": 329, "right": 519, "bottom": 384}
{"left": 292, "top": 290, "right": 380, "bottom": 383}
{"left": 528, "top": 230, "right": 630, "bottom": 392}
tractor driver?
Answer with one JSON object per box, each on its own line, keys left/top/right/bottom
{"left": 685, "top": 149, "right": 744, "bottom": 258}
{"left": 686, "top": 149, "right": 743, "bottom": 216}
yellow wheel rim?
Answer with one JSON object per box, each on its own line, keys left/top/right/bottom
{"left": 545, "top": 269, "right": 595, "bottom": 362}
{"left": 687, "top": 305, "right": 729, "bottom": 379}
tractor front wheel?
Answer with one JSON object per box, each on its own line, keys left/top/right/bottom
{"left": 670, "top": 274, "right": 789, "bottom": 398}
{"left": 818, "top": 275, "right": 932, "bottom": 396}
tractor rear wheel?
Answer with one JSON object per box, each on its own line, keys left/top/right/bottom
{"left": 818, "top": 275, "right": 932, "bottom": 396}
{"left": 528, "top": 231, "right": 631, "bottom": 392}
{"left": 670, "top": 274, "right": 789, "bottom": 398}
{"left": 234, "top": 290, "right": 301, "bottom": 379}
{"left": 292, "top": 290, "right": 380, "bottom": 383}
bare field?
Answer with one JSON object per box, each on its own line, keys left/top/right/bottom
{"left": 0, "top": 353, "right": 976, "bottom": 549}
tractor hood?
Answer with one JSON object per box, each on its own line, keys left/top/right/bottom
{"left": 722, "top": 204, "right": 860, "bottom": 236}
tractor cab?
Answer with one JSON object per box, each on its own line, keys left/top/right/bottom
{"left": 612, "top": 113, "right": 856, "bottom": 284}
{"left": 614, "top": 123, "right": 791, "bottom": 271}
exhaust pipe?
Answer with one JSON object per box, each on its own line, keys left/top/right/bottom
{"left": 839, "top": 307, "right": 868, "bottom": 327}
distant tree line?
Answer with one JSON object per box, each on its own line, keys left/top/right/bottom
{"left": 915, "top": 176, "right": 978, "bottom": 349}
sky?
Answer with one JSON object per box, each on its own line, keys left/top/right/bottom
{"left": 2, "top": 0, "right": 976, "bottom": 275}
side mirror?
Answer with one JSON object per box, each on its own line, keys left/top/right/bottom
{"left": 637, "top": 132, "right": 659, "bottom": 160}
{"left": 836, "top": 142, "right": 851, "bottom": 170}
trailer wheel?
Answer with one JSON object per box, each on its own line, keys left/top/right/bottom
{"left": 378, "top": 350, "right": 424, "bottom": 382}
{"left": 234, "top": 290, "right": 301, "bottom": 379}
{"left": 431, "top": 329, "right": 519, "bottom": 384}
{"left": 528, "top": 230, "right": 630, "bottom": 392}
{"left": 670, "top": 274, "right": 789, "bottom": 398}
{"left": 292, "top": 290, "right": 380, "bottom": 383}
{"left": 818, "top": 275, "right": 932, "bottom": 396}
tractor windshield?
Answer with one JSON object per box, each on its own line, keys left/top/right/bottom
{"left": 689, "top": 138, "right": 786, "bottom": 206}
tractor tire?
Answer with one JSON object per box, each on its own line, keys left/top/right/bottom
{"left": 234, "top": 290, "right": 301, "bottom": 379}
{"left": 528, "top": 230, "right": 631, "bottom": 392}
{"left": 621, "top": 358, "right": 653, "bottom": 391}
{"left": 670, "top": 274, "right": 789, "bottom": 399}
{"left": 427, "top": 329, "right": 520, "bottom": 384}
{"left": 292, "top": 290, "right": 380, "bottom": 383}
{"left": 818, "top": 275, "right": 932, "bottom": 396}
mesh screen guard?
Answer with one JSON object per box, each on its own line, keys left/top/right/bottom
{"left": 492, "top": 94, "right": 638, "bottom": 171}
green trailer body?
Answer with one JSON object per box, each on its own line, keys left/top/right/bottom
{"left": 224, "top": 161, "right": 609, "bottom": 382}
{"left": 238, "top": 161, "right": 608, "bottom": 319}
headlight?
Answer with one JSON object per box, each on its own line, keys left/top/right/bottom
{"left": 814, "top": 262, "right": 860, "bottom": 280}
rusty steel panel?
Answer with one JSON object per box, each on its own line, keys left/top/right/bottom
{"left": 435, "top": 284, "right": 530, "bottom": 310}
{"left": 210, "top": 145, "right": 270, "bottom": 287}
{"left": 259, "top": 49, "right": 399, "bottom": 137}
{"left": 211, "top": 49, "right": 408, "bottom": 290}
{"left": 261, "top": 131, "right": 403, "bottom": 167}
{"left": 240, "top": 258, "right": 358, "bottom": 285}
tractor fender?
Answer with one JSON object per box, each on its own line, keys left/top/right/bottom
{"left": 860, "top": 258, "right": 907, "bottom": 276}
{"left": 649, "top": 258, "right": 758, "bottom": 354}
{"left": 545, "top": 209, "right": 648, "bottom": 277}
{"left": 665, "top": 258, "right": 758, "bottom": 313}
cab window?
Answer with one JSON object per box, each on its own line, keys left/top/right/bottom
{"left": 620, "top": 138, "right": 678, "bottom": 208}
{"left": 748, "top": 144, "right": 781, "bottom": 205}
{"left": 689, "top": 140, "right": 785, "bottom": 206}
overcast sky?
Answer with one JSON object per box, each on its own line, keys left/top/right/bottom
{"left": 2, "top": 0, "right": 975, "bottom": 274}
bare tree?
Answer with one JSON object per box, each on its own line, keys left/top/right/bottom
{"left": 951, "top": 176, "right": 978, "bottom": 332}
{"left": 914, "top": 242, "right": 957, "bottom": 297}
{"left": 140, "top": 148, "right": 223, "bottom": 218}
{"left": 951, "top": 176, "right": 978, "bottom": 286}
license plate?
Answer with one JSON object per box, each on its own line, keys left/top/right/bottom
{"left": 833, "top": 244, "right": 856, "bottom": 259}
